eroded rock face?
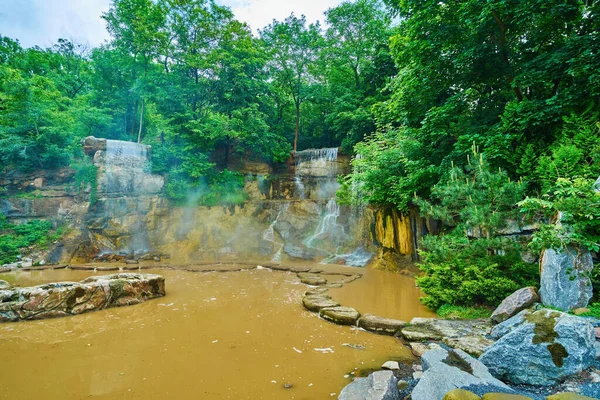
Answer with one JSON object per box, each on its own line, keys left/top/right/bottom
{"left": 480, "top": 309, "right": 596, "bottom": 386}
{"left": 0, "top": 273, "right": 165, "bottom": 322}
{"left": 539, "top": 248, "right": 593, "bottom": 311}
{"left": 358, "top": 314, "right": 407, "bottom": 335}
{"left": 412, "top": 348, "right": 512, "bottom": 400}
{"left": 338, "top": 370, "right": 399, "bottom": 400}
{"left": 491, "top": 287, "right": 539, "bottom": 324}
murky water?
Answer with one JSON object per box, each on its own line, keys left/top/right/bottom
{"left": 0, "top": 267, "right": 430, "bottom": 399}
{"left": 329, "top": 268, "right": 436, "bottom": 321}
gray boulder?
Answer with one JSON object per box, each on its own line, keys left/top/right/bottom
{"left": 491, "top": 287, "right": 539, "bottom": 324}
{"left": 338, "top": 370, "right": 399, "bottom": 400}
{"left": 411, "top": 348, "right": 512, "bottom": 400}
{"left": 442, "top": 335, "right": 495, "bottom": 357}
{"left": 480, "top": 308, "right": 596, "bottom": 385}
{"left": 539, "top": 248, "right": 593, "bottom": 311}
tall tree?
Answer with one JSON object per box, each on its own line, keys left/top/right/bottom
{"left": 260, "top": 15, "right": 323, "bottom": 151}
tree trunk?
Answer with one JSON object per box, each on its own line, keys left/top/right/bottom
{"left": 137, "top": 98, "right": 144, "bottom": 144}
{"left": 294, "top": 102, "right": 300, "bottom": 152}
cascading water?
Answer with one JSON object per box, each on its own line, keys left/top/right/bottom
{"left": 262, "top": 204, "right": 289, "bottom": 262}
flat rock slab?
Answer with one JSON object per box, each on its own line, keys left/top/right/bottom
{"left": 302, "top": 294, "right": 340, "bottom": 312}
{"left": 491, "top": 287, "right": 539, "bottom": 324}
{"left": 320, "top": 306, "right": 360, "bottom": 325}
{"left": 0, "top": 273, "right": 165, "bottom": 322}
{"left": 305, "top": 287, "right": 329, "bottom": 296}
{"left": 443, "top": 335, "right": 495, "bottom": 357}
{"left": 297, "top": 273, "right": 327, "bottom": 286}
{"left": 401, "top": 318, "right": 492, "bottom": 341}
{"left": 358, "top": 314, "right": 407, "bottom": 335}
{"left": 338, "top": 370, "right": 399, "bottom": 400}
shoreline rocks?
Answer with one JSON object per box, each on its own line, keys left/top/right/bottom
{"left": 480, "top": 309, "right": 596, "bottom": 386}
{"left": 338, "top": 370, "right": 400, "bottom": 400}
{"left": 0, "top": 273, "right": 165, "bottom": 322}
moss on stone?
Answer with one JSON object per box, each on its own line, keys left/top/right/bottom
{"left": 547, "top": 342, "right": 569, "bottom": 368}
{"left": 442, "top": 350, "right": 473, "bottom": 374}
{"left": 525, "top": 310, "right": 560, "bottom": 344}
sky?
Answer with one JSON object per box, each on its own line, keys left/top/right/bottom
{"left": 0, "top": 0, "right": 343, "bottom": 49}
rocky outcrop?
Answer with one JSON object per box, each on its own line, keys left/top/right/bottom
{"left": 338, "top": 370, "right": 399, "bottom": 400}
{"left": 0, "top": 273, "right": 165, "bottom": 322}
{"left": 491, "top": 287, "right": 539, "bottom": 324}
{"left": 400, "top": 318, "right": 492, "bottom": 341}
{"left": 539, "top": 248, "right": 594, "bottom": 311}
{"left": 411, "top": 348, "right": 512, "bottom": 400}
{"left": 320, "top": 306, "right": 360, "bottom": 325}
{"left": 358, "top": 314, "right": 407, "bottom": 335}
{"left": 81, "top": 136, "right": 107, "bottom": 155}
{"left": 480, "top": 309, "right": 596, "bottom": 385}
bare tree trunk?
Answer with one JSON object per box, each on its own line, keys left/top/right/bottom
{"left": 294, "top": 103, "right": 300, "bottom": 152}
{"left": 137, "top": 98, "right": 144, "bottom": 143}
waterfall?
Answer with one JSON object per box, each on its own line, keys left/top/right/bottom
{"left": 262, "top": 204, "right": 289, "bottom": 262}
{"left": 304, "top": 198, "right": 345, "bottom": 248}
{"left": 105, "top": 140, "right": 149, "bottom": 168}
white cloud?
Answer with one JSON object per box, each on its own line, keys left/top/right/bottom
{"left": 0, "top": 0, "right": 343, "bottom": 49}
{"left": 218, "top": 0, "right": 343, "bottom": 32}
{"left": 0, "top": 0, "right": 111, "bottom": 48}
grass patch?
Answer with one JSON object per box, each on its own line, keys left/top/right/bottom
{"left": 436, "top": 304, "right": 493, "bottom": 319}
{"left": 0, "top": 214, "right": 63, "bottom": 265}
{"left": 578, "top": 303, "right": 600, "bottom": 319}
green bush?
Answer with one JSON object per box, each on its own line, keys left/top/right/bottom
{"left": 71, "top": 157, "right": 98, "bottom": 205}
{"left": 416, "top": 151, "right": 538, "bottom": 309}
{"left": 436, "top": 304, "right": 493, "bottom": 319}
{"left": 0, "top": 216, "right": 62, "bottom": 264}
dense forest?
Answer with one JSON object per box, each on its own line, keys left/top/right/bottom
{"left": 1, "top": 0, "right": 600, "bottom": 312}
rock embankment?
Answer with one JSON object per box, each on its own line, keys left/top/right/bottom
{"left": 0, "top": 273, "right": 165, "bottom": 322}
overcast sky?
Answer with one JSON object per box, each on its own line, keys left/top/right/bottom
{"left": 0, "top": 0, "right": 343, "bottom": 49}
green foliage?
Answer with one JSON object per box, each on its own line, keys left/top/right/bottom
{"left": 436, "top": 304, "right": 493, "bottom": 320}
{"left": 415, "top": 153, "right": 538, "bottom": 309}
{"left": 0, "top": 216, "right": 62, "bottom": 265}
{"left": 577, "top": 302, "right": 600, "bottom": 319}
{"left": 520, "top": 177, "right": 600, "bottom": 253}
{"left": 71, "top": 157, "right": 99, "bottom": 205}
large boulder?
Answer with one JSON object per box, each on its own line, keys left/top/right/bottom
{"left": 539, "top": 248, "right": 594, "bottom": 311}
{"left": 411, "top": 348, "right": 512, "bottom": 400}
{"left": 480, "top": 308, "right": 596, "bottom": 385}
{"left": 0, "top": 280, "right": 10, "bottom": 290}
{"left": 442, "top": 335, "right": 495, "bottom": 357}
{"left": 400, "top": 318, "right": 492, "bottom": 341}
{"left": 490, "top": 287, "right": 539, "bottom": 324}
{"left": 338, "top": 370, "right": 399, "bottom": 400}
{"left": 358, "top": 314, "right": 407, "bottom": 335}
{"left": 0, "top": 273, "right": 165, "bottom": 322}
{"left": 81, "top": 136, "right": 107, "bottom": 155}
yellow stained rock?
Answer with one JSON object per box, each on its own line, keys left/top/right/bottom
{"left": 481, "top": 394, "right": 533, "bottom": 400}
{"left": 546, "top": 393, "right": 597, "bottom": 400}
{"left": 443, "top": 388, "right": 481, "bottom": 400}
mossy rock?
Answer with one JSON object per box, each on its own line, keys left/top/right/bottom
{"left": 320, "top": 306, "right": 360, "bottom": 325}
{"left": 443, "top": 389, "right": 481, "bottom": 400}
{"left": 481, "top": 394, "right": 533, "bottom": 400}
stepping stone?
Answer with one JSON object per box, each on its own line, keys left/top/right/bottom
{"left": 320, "top": 306, "right": 360, "bottom": 325}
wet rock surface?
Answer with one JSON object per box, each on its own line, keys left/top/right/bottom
{"left": 412, "top": 348, "right": 512, "bottom": 400}
{"left": 0, "top": 273, "right": 165, "bottom": 322}
{"left": 480, "top": 309, "right": 596, "bottom": 386}
{"left": 539, "top": 248, "right": 594, "bottom": 311}
{"left": 400, "top": 318, "right": 492, "bottom": 341}
{"left": 0, "top": 280, "right": 10, "bottom": 290}
{"left": 491, "top": 287, "right": 540, "bottom": 324}
{"left": 358, "top": 314, "right": 407, "bottom": 335}
{"left": 338, "top": 370, "right": 399, "bottom": 400}
{"left": 302, "top": 294, "right": 340, "bottom": 312}
{"left": 320, "top": 306, "right": 360, "bottom": 325}
{"left": 297, "top": 272, "right": 327, "bottom": 286}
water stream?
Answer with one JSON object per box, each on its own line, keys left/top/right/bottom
{"left": 0, "top": 267, "right": 432, "bottom": 400}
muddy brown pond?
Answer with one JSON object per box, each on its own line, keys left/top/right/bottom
{"left": 0, "top": 267, "right": 434, "bottom": 399}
